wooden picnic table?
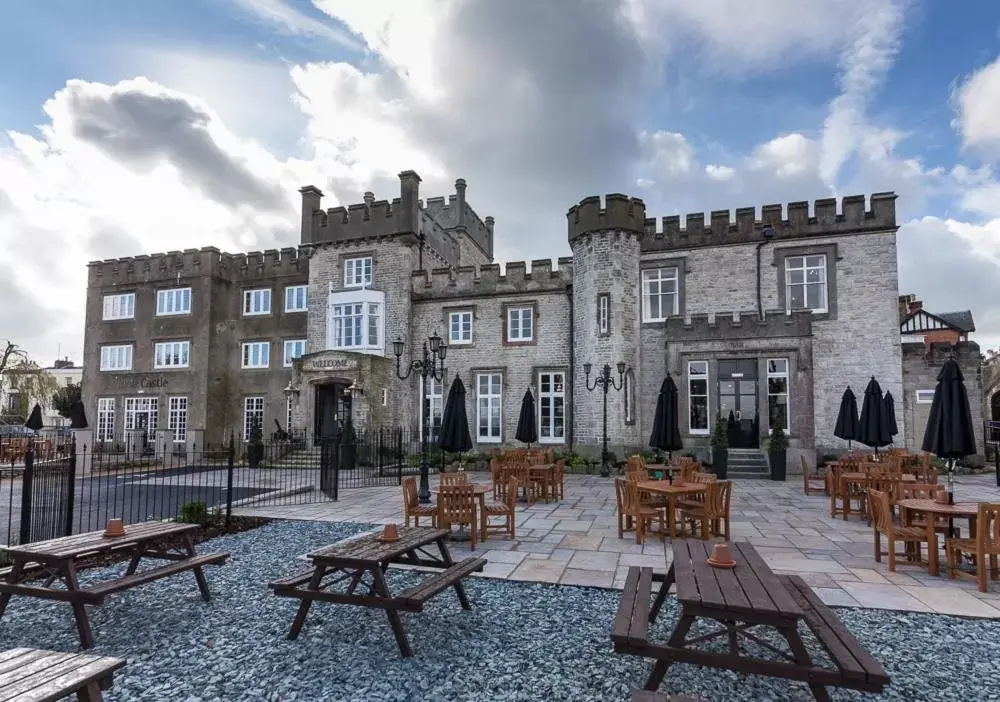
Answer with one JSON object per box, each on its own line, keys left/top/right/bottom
{"left": 612, "top": 539, "right": 889, "bottom": 701}
{"left": 897, "top": 498, "right": 980, "bottom": 576}
{"left": 269, "top": 526, "right": 486, "bottom": 657}
{"left": 0, "top": 521, "right": 228, "bottom": 649}
{"left": 635, "top": 481, "right": 707, "bottom": 539}
{"left": 0, "top": 647, "right": 125, "bottom": 701}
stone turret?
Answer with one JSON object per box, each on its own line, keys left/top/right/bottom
{"left": 567, "top": 195, "right": 646, "bottom": 446}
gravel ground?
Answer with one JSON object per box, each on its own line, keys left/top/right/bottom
{"left": 1, "top": 520, "right": 999, "bottom": 701}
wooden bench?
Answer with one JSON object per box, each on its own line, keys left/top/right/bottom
{"left": 612, "top": 566, "right": 655, "bottom": 649}
{"left": 398, "top": 558, "right": 486, "bottom": 608}
{"left": 779, "top": 575, "right": 890, "bottom": 691}
{"left": 0, "top": 647, "right": 125, "bottom": 701}
{"left": 83, "top": 553, "right": 228, "bottom": 604}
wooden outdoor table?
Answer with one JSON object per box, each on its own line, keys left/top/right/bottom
{"left": 612, "top": 540, "right": 889, "bottom": 701}
{"left": 269, "top": 526, "right": 486, "bottom": 657}
{"left": 635, "top": 481, "right": 707, "bottom": 539}
{"left": 0, "top": 521, "right": 228, "bottom": 649}
{"left": 897, "top": 499, "right": 980, "bottom": 576}
{"left": 432, "top": 483, "right": 490, "bottom": 541}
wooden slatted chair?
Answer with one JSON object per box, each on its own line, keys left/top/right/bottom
{"left": 482, "top": 475, "right": 519, "bottom": 541}
{"left": 678, "top": 480, "right": 732, "bottom": 541}
{"left": 440, "top": 472, "right": 469, "bottom": 487}
{"left": 946, "top": 503, "right": 1000, "bottom": 593}
{"left": 801, "top": 456, "right": 827, "bottom": 496}
{"left": 550, "top": 459, "right": 566, "bottom": 501}
{"left": 437, "top": 484, "right": 479, "bottom": 550}
{"left": 868, "top": 488, "right": 928, "bottom": 572}
{"left": 490, "top": 457, "right": 503, "bottom": 500}
{"left": 624, "top": 481, "right": 665, "bottom": 545}
{"left": 402, "top": 477, "right": 438, "bottom": 527}
{"left": 614, "top": 478, "right": 637, "bottom": 540}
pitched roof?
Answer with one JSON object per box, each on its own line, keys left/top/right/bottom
{"left": 937, "top": 311, "right": 975, "bottom": 333}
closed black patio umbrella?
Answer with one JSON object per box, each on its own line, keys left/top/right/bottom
{"left": 649, "top": 375, "right": 683, "bottom": 459}
{"left": 833, "top": 386, "right": 859, "bottom": 450}
{"left": 922, "top": 358, "right": 977, "bottom": 502}
{"left": 857, "top": 377, "right": 892, "bottom": 454}
{"left": 25, "top": 404, "right": 44, "bottom": 431}
{"left": 438, "top": 376, "right": 473, "bottom": 455}
{"left": 69, "top": 401, "right": 89, "bottom": 429}
{"left": 515, "top": 389, "right": 538, "bottom": 445}
{"left": 882, "top": 391, "right": 899, "bottom": 442}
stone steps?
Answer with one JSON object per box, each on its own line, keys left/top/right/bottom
{"left": 726, "top": 449, "right": 769, "bottom": 480}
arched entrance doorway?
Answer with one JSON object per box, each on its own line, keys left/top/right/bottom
{"left": 992, "top": 391, "right": 1000, "bottom": 422}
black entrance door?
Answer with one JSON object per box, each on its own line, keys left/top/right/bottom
{"left": 314, "top": 383, "right": 346, "bottom": 444}
{"left": 718, "top": 359, "right": 760, "bottom": 449}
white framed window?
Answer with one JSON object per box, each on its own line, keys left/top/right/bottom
{"left": 96, "top": 398, "right": 115, "bottom": 442}
{"left": 538, "top": 372, "right": 565, "bottom": 444}
{"left": 476, "top": 372, "right": 503, "bottom": 442}
{"left": 156, "top": 288, "right": 191, "bottom": 316}
{"left": 168, "top": 396, "right": 188, "bottom": 443}
{"left": 420, "top": 376, "right": 444, "bottom": 443}
{"left": 286, "top": 396, "right": 293, "bottom": 434}
{"left": 688, "top": 361, "right": 709, "bottom": 434}
{"left": 100, "top": 344, "right": 133, "bottom": 371}
{"left": 598, "top": 293, "right": 610, "bottom": 336}
{"left": 327, "top": 289, "right": 385, "bottom": 354}
{"left": 642, "top": 268, "right": 679, "bottom": 322}
{"left": 506, "top": 306, "right": 533, "bottom": 342}
{"left": 241, "top": 342, "right": 270, "bottom": 369}
{"left": 623, "top": 369, "right": 635, "bottom": 425}
{"left": 243, "top": 288, "right": 272, "bottom": 316}
{"left": 243, "top": 396, "right": 265, "bottom": 441}
{"left": 153, "top": 341, "right": 190, "bottom": 369}
{"left": 285, "top": 285, "right": 308, "bottom": 312}
{"left": 449, "top": 310, "right": 473, "bottom": 345}
{"left": 785, "top": 255, "right": 828, "bottom": 313}
{"left": 344, "top": 256, "right": 373, "bottom": 288}
{"left": 916, "top": 389, "right": 935, "bottom": 404}
{"left": 124, "top": 397, "right": 158, "bottom": 433}
{"left": 766, "top": 358, "right": 790, "bottom": 433}
{"left": 283, "top": 339, "right": 308, "bottom": 367}
{"left": 102, "top": 293, "right": 135, "bottom": 321}
{"left": 381, "top": 389, "right": 388, "bottom": 406}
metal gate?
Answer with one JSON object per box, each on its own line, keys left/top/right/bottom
{"left": 321, "top": 428, "right": 411, "bottom": 499}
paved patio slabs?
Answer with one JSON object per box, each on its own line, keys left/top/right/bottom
{"left": 234, "top": 472, "right": 1000, "bottom": 619}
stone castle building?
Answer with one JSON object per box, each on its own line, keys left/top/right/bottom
{"left": 82, "top": 171, "right": 905, "bottom": 471}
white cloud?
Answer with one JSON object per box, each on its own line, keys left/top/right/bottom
{"left": 953, "top": 54, "right": 1000, "bottom": 158}
{"left": 227, "top": 0, "right": 361, "bottom": 49}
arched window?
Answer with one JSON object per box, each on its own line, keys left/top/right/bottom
{"left": 623, "top": 369, "right": 636, "bottom": 425}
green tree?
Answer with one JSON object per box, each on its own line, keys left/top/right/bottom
{"left": 51, "top": 382, "right": 82, "bottom": 419}
{"left": 0, "top": 341, "right": 60, "bottom": 417}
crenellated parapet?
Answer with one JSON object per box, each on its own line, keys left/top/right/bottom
{"left": 411, "top": 258, "right": 574, "bottom": 300}
{"left": 664, "top": 310, "right": 814, "bottom": 341}
{"left": 643, "top": 193, "right": 897, "bottom": 252}
{"left": 87, "top": 246, "right": 307, "bottom": 284}
{"left": 567, "top": 194, "right": 647, "bottom": 244}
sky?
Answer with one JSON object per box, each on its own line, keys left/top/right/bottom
{"left": 2, "top": 0, "right": 1000, "bottom": 366}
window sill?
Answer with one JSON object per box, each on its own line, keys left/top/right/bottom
{"left": 688, "top": 430, "right": 710, "bottom": 436}
{"left": 284, "top": 309, "right": 308, "bottom": 314}
{"left": 477, "top": 437, "right": 502, "bottom": 444}
{"left": 343, "top": 282, "right": 372, "bottom": 289}
{"left": 243, "top": 312, "right": 272, "bottom": 317}
{"left": 153, "top": 367, "right": 190, "bottom": 371}
{"left": 505, "top": 338, "right": 534, "bottom": 345}
{"left": 155, "top": 312, "right": 192, "bottom": 318}
{"left": 241, "top": 366, "right": 271, "bottom": 371}
{"left": 538, "top": 437, "right": 565, "bottom": 445}
{"left": 102, "top": 318, "right": 135, "bottom": 322}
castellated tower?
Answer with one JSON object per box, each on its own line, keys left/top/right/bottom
{"left": 567, "top": 194, "right": 645, "bottom": 451}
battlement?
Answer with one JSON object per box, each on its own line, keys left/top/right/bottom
{"left": 664, "top": 310, "right": 814, "bottom": 341}
{"left": 567, "top": 194, "right": 647, "bottom": 243}
{"left": 87, "top": 246, "right": 307, "bottom": 285}
{"left": 411, "top": 258, "right": 574, "bottom": 300}
{"left": 643, "top": 193, "right": 897, "bottom": 252}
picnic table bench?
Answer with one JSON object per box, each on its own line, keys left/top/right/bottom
{"left": 0, "top": 647, "right": 125, "bottom": 701}
{"left": 612, "top": 540, "right": 889, "bottom": 701}
{"left": 0, "top": 521, "right": 228, "bottom": 649}
{"left": 270, "top": 526, "right": 486, "bottom": 657}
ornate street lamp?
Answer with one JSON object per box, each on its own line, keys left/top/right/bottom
{"left": 584, "top": 361, "right": 628, "bottom": 478}
{"left": 393, "top": 332, "right": 447, "bottom": 502}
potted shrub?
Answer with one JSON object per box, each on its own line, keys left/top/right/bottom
{"left": 767, "top": 424, "right": 788, "bottom": 481}
{"left": 247, "top": 417, "right": 264, "bottom": 469}
{"left": 710, "top": 416, "right": 728, "bottom": 479}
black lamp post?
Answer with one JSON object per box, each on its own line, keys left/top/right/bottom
{"left": 393, "top": 332, "right": 447, "bottom": 503}
{"left": 584, "top": 361, "right": 628, "bottom": 478}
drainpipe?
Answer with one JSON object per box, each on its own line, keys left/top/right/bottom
{"left": 566, "top": 283, "right": 574, "bottom": 452}
{"left": 755, "top": 225, "right": 775, "bottom": 320}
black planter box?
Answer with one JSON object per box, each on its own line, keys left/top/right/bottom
{"left": 712, "top": 448, "right": 728, "bottom": 480}
{"left": 769, "top": 449, "right": 787, "bottom": 481}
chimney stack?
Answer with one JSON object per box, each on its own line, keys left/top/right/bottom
{"left": 299, "top": 185, "right": 324, "bottom": 244}
{"left": 398, "top": 171, "right": 421, "bottom": 237}
{"left": 455, "top": 178, "right": 467, "bottom": 227}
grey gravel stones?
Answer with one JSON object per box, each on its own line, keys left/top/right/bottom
{"left": 1, "top": 520, "right": 999, "bottom": 701}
